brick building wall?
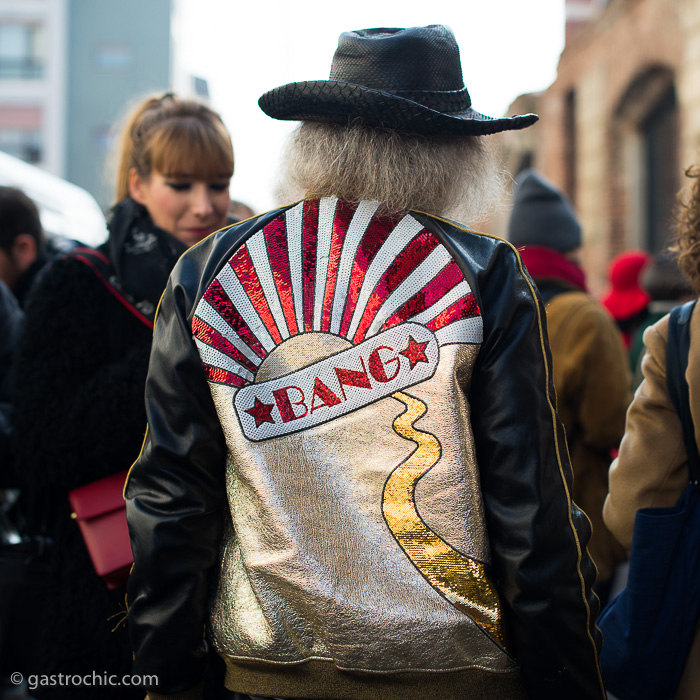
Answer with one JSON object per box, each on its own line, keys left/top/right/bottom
{"left": 495, "top": 0, "right": 700, "bottom": 296}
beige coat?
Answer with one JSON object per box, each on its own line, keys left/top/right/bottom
{"left": 546, "top": 291, "right": 631, "bottom": 582}
{"left": 604, "top": 307, "right": 700, "bottom": 699}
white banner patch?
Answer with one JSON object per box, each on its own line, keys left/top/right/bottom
{"left": 235, "top": 323, "right": 438, "bottom": 441}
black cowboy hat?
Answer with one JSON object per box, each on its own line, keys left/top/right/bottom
{"left": 258, "top": 25, "right": 538, "bottom": 136}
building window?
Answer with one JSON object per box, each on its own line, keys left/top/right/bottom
{"left": 643, "top": 86, "right": 678, "bottom": 253}
{"left": 193, "top": 76, "right": 209, "bottom": 100}
{"left": 612, "top": 66, "right": 679, "bottom": 254}
{"left": 0, "top": 24, "right": 45, "bottom": 79}
{"left": 92, "top": 43, "right": 132, "bottom": 70}
{"left": 0, "top": 130, "right": 43, "bottom": 164}
{"left": 564, "top": 90, "right": 577, "bottom": 206}
{"left": 91, "top": 126, "right": 116, "bottom": 154}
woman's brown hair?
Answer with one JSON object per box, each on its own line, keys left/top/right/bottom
{"left": 675, "top": 165, "right": 700, "bottom": 295}
{"left": 112, "top": 92, "right": 234, "bottom": 205}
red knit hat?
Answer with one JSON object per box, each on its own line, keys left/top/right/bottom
{"left": 601, "top": 250, "right": 652, "bottom": 321}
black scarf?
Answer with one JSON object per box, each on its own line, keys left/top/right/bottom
{"left": 101, "top": 197, "right": 188, "bottom": 324}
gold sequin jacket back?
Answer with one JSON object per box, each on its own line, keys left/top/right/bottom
{"left": 125, "top": 198, "right": 606, "bottom": 700}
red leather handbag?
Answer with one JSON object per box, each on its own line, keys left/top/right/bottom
{"left": 64, "top": 249, "right": 148, "bottom": 591}
{"left": 69, "top": 469, "right": 132, "bottom": 590}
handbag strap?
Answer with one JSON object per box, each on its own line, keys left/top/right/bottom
{"left": 666, "top": 299, "right": 700, "bottom": 485}
{"left": 70, "top": 247, "right": 154, "bottom": 329}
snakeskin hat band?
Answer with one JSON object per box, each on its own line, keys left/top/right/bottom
{"left": 258, "top": 24, "right": 539, "bottom": 136}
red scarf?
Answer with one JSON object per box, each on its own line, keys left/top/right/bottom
{"left": 517, "top": 245, "right": 587, "bottom": 293}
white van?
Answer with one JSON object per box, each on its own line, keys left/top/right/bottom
{"left": 0, "top": 150, "right": 107, "bottom": 247}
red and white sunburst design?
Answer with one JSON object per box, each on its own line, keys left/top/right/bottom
{"left": 191, "top": 197, "right": 482, "bottom": 389}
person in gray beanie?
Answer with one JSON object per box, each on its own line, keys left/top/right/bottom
{"left": 509, "top": 168, "right": 582, "bottom": 257}
{"left": 509, "top": 168, "right": 631, "bottom": 604}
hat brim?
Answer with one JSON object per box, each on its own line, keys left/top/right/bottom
{"left": 259, "top": 80, "right": 538, "bottom": 136}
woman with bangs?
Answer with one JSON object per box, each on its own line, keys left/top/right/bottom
{"left": 8, "top": 92, "right": 234, "bottom": 700}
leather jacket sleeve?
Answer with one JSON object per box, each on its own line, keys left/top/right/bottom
{"left": 436, "top": 224, "right": 606, "bottom": 700}
{"left": 125, "top": 254, "right": 228, "bottom": 694}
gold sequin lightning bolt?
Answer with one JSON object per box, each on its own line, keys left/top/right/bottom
{"left": 383, "top": 391, "right": 507, "bottom": 648}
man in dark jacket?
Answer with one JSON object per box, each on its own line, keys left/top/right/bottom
{"left": 126, "top": 25, "right": 606, "bottom": 700}
{"left": 0, "top": 186, "right": 81, "bottom": 308}
{"left": 0, "top": 187, "right": 46, "bottom": 306}
{"left": 0, "top": 278, "right": 22, "bottom": 477}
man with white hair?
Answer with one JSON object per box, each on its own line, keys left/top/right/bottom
{"left": 126, "top": 25, "right": 606, "bottom": 700}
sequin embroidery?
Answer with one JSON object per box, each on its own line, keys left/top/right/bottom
{"left": 192, "top": 198, "right": 483, "bottom": 389}
{"left": 384, "top": 391, "right": 507, "bottom": 649}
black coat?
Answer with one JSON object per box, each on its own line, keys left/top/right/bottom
{"left": 7, "top": 200, "right": 174, "bottom": 700}
{"left": 0, "top": 280, "right": 22, "bottom": 473}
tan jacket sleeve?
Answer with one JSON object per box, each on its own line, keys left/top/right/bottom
{"left": 574, "top": 303, "right": 631, "bottom": 452}
{"left": 547, "top": 293, "right": 631, "bottom": 453}
{"left": 603, "top": 315, "right": 690, "bottom": 549}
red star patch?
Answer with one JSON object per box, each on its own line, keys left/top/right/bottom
{"left": 246, "top": 397, "right": 276, "bottom": 428}
{"left": 400, "top": 336, "right": 430, "bottom": 370}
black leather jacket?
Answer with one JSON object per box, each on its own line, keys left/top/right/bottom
{"left": 126, "top": 200, "right": 605, "bottom": 700}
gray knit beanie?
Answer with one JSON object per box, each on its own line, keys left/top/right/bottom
{"left": 507, "top": 169, "right": 582, "bottom": 253}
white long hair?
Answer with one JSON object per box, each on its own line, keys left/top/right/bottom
{"left": 274, "top": 121, "right": 506, "bottom": 226}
